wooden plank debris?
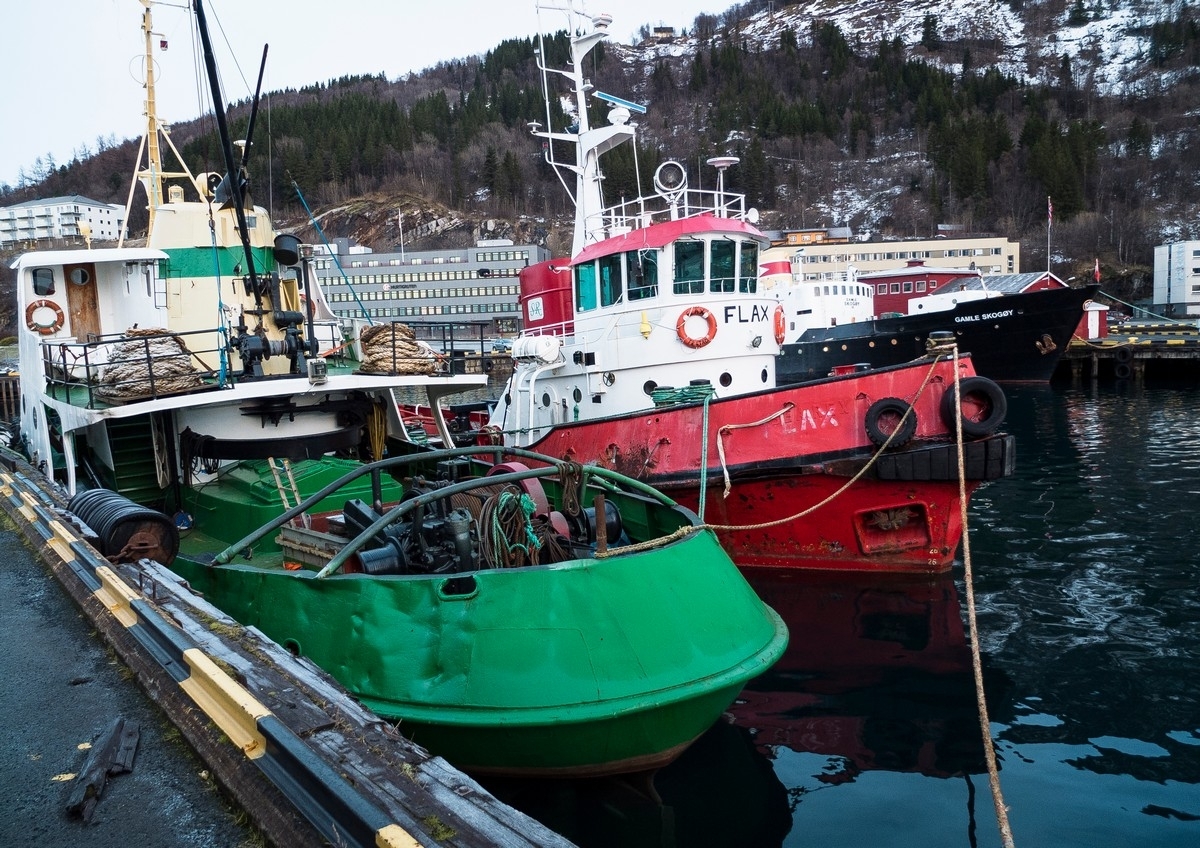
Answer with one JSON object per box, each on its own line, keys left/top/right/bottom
{"left": 66, "top": 716, "right": 140, "bottom": 821}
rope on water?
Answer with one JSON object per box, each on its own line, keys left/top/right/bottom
{"left": 952, "top": 347, "right": 1017, "bottom": 848}
{"left": 355, "top": 322, "right": 439, "bottom": 375}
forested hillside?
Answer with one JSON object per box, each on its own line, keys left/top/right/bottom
{"left": 5, "top": 0, "right": 1200, "bottom": 304}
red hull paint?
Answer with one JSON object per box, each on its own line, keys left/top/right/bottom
{"left": 512, "top": 356, "right": 1006, "bottom": 573}
{"left": 665, "top": 474, "right": 977, "bottom": 573}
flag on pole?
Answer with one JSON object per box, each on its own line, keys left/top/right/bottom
{"left": 1047, "top": 196, "right": 1053, "bottom": 225}
{"left": 1094, "top": 258, "right": 1101, "bottom": 283}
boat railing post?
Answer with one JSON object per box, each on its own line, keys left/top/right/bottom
{"left": 594, "top": 492, "right": 608, "bottom": 554}
{"left": 371, "top": 467, "right": 383, "bottom": 515}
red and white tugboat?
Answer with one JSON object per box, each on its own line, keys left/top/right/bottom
{"left": 484, "top": 3, "right": 1016, "bottom": 573}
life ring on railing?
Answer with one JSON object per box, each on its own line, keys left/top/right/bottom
{"left": 939, "top": 376, "right": 1007, "bottom": 439}
{"left": 865, "top": 397, "right": 917, "bottom": 448}
{"left": 773, "top": 304, "right": 786, "bottom": 345}
{"left": 25, "top": 299, "right": 65, "bottom": 335}
{"left": 676, "top": 306, "right": 717, "bottom": 349}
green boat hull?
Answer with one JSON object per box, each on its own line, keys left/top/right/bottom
{"left": 171, "top": 463, "right": 787, "bottom": 776}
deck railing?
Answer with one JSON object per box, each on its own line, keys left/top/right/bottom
{"left": 41, "top": 327, "right": 233, "bottom": 409}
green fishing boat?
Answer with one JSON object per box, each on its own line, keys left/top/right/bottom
{"left": 70, "top": 449, "right": 787, "bottom": 775}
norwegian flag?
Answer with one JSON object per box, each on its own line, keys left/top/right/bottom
{"left": 1094, "top": 258, "right": 1101, "bottom": 283}
{"left": 1047, "top": 196, "right": 1053, "bottom": 225}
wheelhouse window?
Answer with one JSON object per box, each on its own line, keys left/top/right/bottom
{"left": 599, "top": 253, "right": 622, "bottom": 307}
{"left": 739, "top": 241, "right": 758, "bottom": 293}
{"left": 627, "top": 249, "right": 658, "bottom": 300}
{"left": 710, "top": 240, "right": 735, "bottom": 293}
{"left": 673, "top": 240, "right": 704, "bottom": 295}
{"left": 575, "top": 261, "right": 598, "bottom": 312}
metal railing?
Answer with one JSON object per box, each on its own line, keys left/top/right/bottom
{"left": 41, "top": 327, "right": 232, "bottom": 409}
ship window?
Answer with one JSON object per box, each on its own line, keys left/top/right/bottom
{"left": 673, "top": 240, "right": 704, "bottom": 294}
{"left": 599, "top": 253, "right": 622, "bottom": 306}
{"left": 877, "top": 284, "right": 886, "bottom": 295}
{"left": 32, "top": 268, "right": 55, "bottom": 295}
{"left": 575, "top": 261, "right": 598, "bottom": 312}
{"left": 710, "top": 240, "right": 735, "bottom": 293}
{"left": 890, "top": 283, "right": 901, "bottom": 293}
{"left": 739, "top": 242, "right": 758, "bottom": 293}
{"left": 916, "top": 281, "right": 926, "bottom": 291}
{"left": 627, "top": 250, "right": 658, "bottom": 300}
{"left": 903, "top": 282, "right": 913, "bottom": 293}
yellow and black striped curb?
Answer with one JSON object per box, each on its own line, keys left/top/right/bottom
{"left": 0, "top": 465, "right": 422, "bottom": 848}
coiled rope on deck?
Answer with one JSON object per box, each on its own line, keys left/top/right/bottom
{"left": 355, "top": 323, "right": 439, "bottom": 375}
{"left": 96, "top": 328, "right": 207, "bottom": 399}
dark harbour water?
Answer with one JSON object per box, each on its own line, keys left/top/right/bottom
{"left": 479, "top": 380, "right": 1200, "bottom": 848}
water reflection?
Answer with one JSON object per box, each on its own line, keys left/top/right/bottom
{"left": 479, "top": 720, "right": 792, "bottom": 848}
{"left": 734, "top": 570, "right": 1007, "bottom": 785}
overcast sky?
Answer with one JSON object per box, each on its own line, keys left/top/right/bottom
{"left": 1, "top": 0, "right": 733, "bottom": 188}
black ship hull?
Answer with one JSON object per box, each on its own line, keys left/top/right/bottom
{"left": 778, "top": 284, "right": 1097, "bottom": 383}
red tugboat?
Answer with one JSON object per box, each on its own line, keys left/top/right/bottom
{"left": 484, "top": 3, "right": 1015, "bottom": 573}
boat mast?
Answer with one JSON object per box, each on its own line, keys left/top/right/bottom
{"left": 123, "top": 0, "right": 204, "bottom": 243}
{"left": 141, "top": 0, "right": 164, "bottom": 232}
{"left": 532, "top": 3, "right": 635, "bottom": 257}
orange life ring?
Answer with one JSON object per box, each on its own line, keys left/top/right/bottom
{"left": 25, "top": 299, "right": 65, "bottom": 335}
{"left": 676, "top": 306, "right": 717, "bottom": 349}
{"left": 773, "top": 303, "right": 786, "bottom": 345}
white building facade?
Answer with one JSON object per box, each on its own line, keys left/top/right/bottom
{"left": 1153, "top": 242, "right": 1200, "bottom": 319}
{"left": 0, "top": 195, "right": 124, "bottom": 247}
{"left": 313, "top": 238, "right": 549, "bottom": 337}
{"left": 761, "top": 230, "right": 1020, "bottom": 281}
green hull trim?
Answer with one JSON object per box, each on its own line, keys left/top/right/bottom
{"left": 172, "top": 528, "right": 787, "bottom": 775}
{"left": 159, "top": 245, "right": 275, "bottom": 279}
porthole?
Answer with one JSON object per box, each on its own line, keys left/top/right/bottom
{"left": 719, "top": 372, "right": 732, "bottom": 388}
{"left": 642, "top": 381, "right": 657, "bottom": 397}
{"left": 69, "top": 268, "right": 91, "bottom": 286}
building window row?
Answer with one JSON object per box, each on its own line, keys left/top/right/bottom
{"left": 328, "top": 268, "right": 520, "bottom": 282}
{"left": 332, "top": 303, "right": 518, "bottom": 318}
{"left": 323, "top": 284, "right": 518, "bottom": 300}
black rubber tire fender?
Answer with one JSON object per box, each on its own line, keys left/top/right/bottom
{"left": 1114, "top": 362, "right": 1132, "bottom": 380}
{"left": 865, "top": 397, "right": 918, "bottom": 448}
{"left": 940, "top": 376, "right": 1007, "bottom": 439}
{"left": 1114, "top": 346, "right": 1134, "bottom": 364}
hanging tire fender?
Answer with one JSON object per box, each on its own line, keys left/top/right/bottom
{"left": 1114, "top": 346, "right": 1134, "bottom": 364}
{"left": 940, "top": 376, "right": 1007, "bottom": 439}
{"left": 864, "top": 397, "right": 918, "bottom": 448}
